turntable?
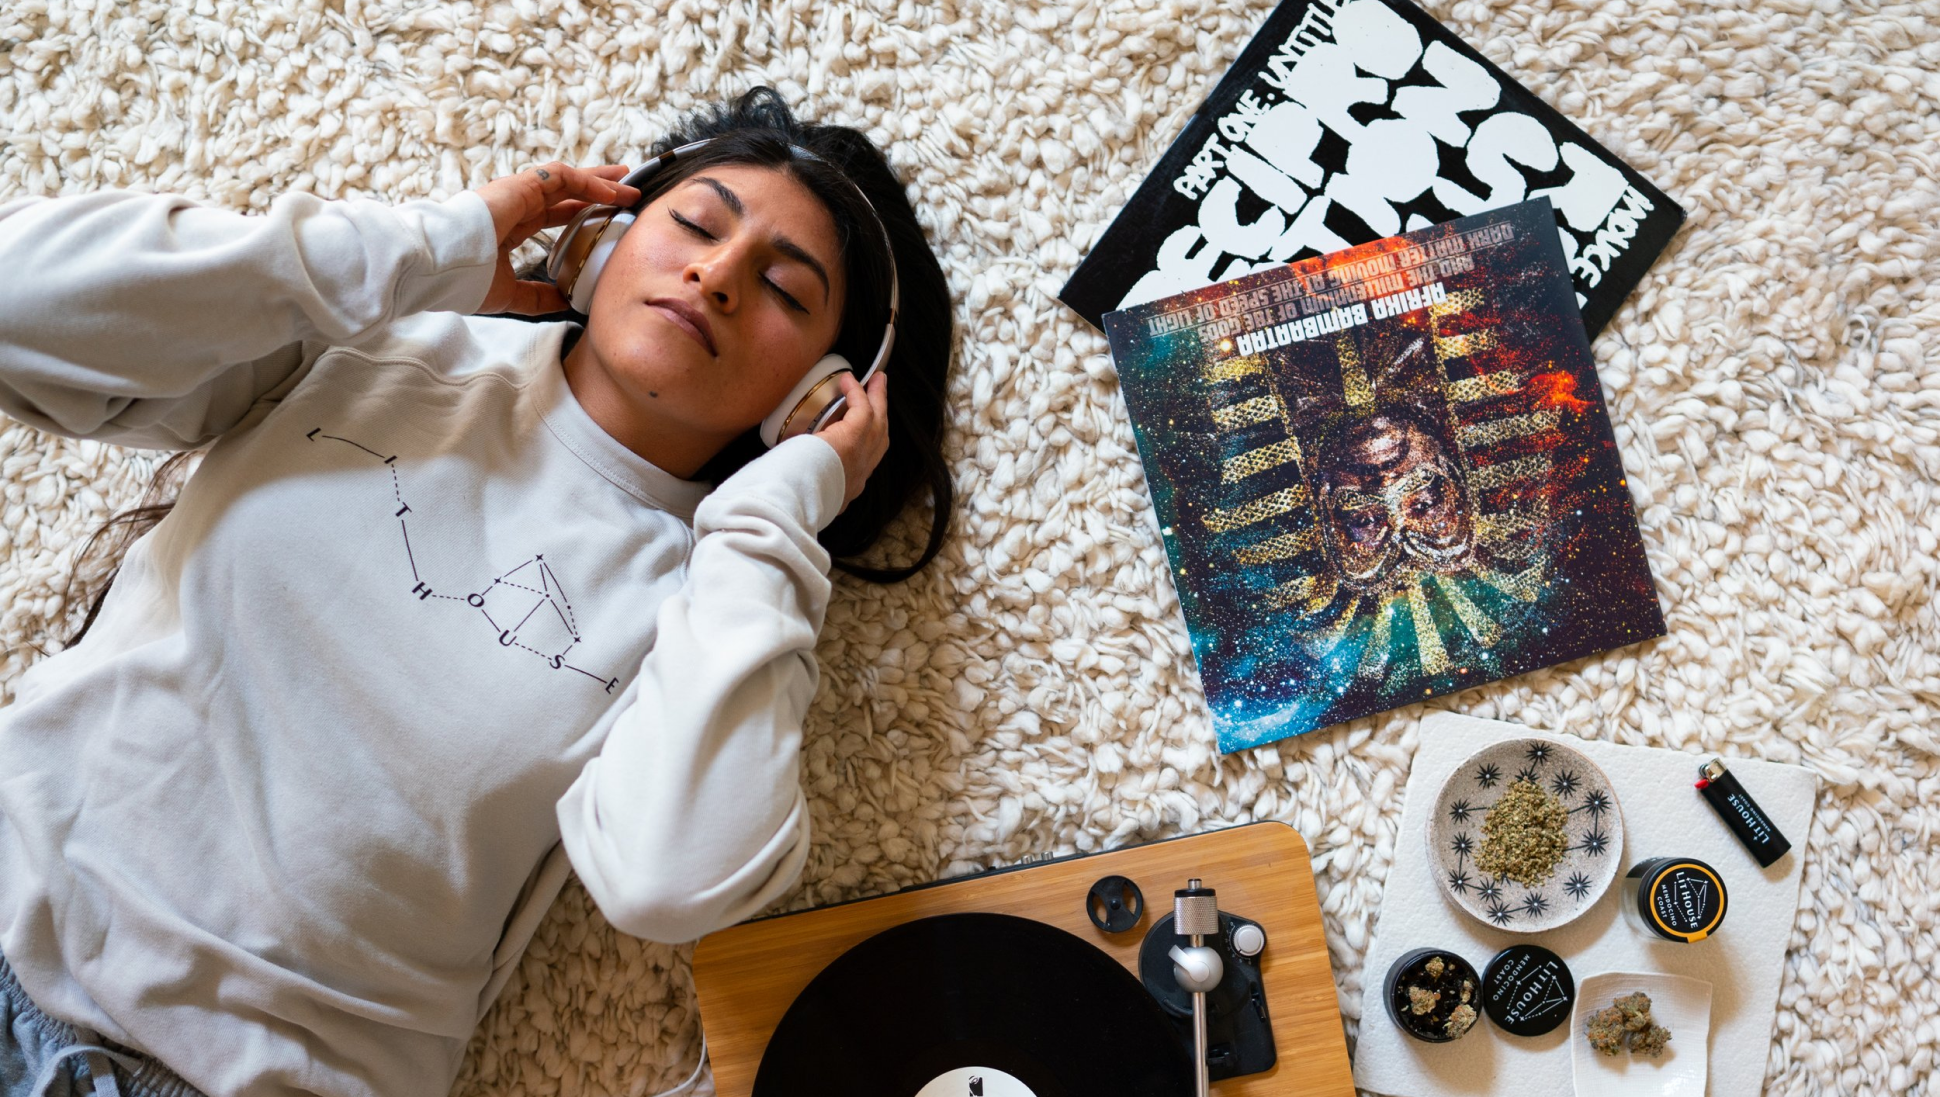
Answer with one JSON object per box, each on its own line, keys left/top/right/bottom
{"left": 693, "top": 822, "right": 1354, "bottom": 1095}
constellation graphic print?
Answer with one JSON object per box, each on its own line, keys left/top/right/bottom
{"left": 1060, "top": 0, "right": 1683, "bottom": 339}
{"left": 1102, "top": 200, "right": 1662, "bottom": 751}
{"left": 1478, "top": 945, "right": 1576, "bottom": 1036}
{"left": 307, "top": 426, "right": 621, "bottom": 693}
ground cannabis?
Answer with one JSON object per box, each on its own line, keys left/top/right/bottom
{"left": 1476, "top": 778, "right": 1569, "bottom": 886}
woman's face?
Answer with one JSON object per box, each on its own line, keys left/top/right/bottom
{"left": 576, "top": 163, "right": 849, "bottom": 457}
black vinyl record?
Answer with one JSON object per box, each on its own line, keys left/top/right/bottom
{"left": 753, "top": 912, "right": 1193, "bottom": 1097}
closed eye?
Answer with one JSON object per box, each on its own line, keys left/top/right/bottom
{"left": 669, "top": 209, "right": 713, "bottom": 240}
{"left": 669, "top": 210, "right": 810, "bottom": 314}
{"left": 766, "top": 279, "right": 809, "bottom": 314}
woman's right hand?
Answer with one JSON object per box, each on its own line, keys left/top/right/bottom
{"left": 472, "top": 162, "right": 640, "bottom": 315}
{"left": 815, "top": 371, "right": 890, "bottom": 514}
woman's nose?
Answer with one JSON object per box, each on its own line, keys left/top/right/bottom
{"left": 686, "top": 247, "right": 747, "bottom": 312}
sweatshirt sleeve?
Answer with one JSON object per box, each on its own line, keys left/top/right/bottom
{"left": 0, "top": 188, "right": 497, "bottom": 449}
{"left": 556, "top": 434, "right": 847, "bottom": 943}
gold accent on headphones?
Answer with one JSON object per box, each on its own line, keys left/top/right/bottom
{"left": 777, "top": 371, "right": 850, "bottom": 442}
{"left": 554, "top": 208, "right": 628, "bottom": 303}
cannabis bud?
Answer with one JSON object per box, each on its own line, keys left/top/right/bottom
{"left": 1584, "top": 991, "right": 1672, "bottom": 1059}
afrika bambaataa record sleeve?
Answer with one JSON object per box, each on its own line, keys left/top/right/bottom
{"left": 1103, "top": 199, "right": 1664, "bottom": 752}
{"left": 1061, "top": 0, "right": 1684, "bottom": 339}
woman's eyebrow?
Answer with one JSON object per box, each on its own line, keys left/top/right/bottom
{"left": 689, "top": 175, "right": 833, "bottom": 306}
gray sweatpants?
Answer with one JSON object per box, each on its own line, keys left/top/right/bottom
{"left": 0, "top": 954, "right": 202, "bottom": 1097}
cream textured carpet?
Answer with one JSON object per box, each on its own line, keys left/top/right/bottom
{"left": 3, "top": 1, "right": 1937, "bottom": 1094}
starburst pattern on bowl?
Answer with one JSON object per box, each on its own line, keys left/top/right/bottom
{"left": 1430, "top": 737, "right": 1624, "bottom": 934}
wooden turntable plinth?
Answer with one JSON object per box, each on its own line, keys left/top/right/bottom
{"left": 693, "top": 821, "right": 1355, "bottom": 1096}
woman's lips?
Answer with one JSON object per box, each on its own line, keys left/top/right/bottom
{"left": 646, "top": 299, "right": 717, "bottom": 356}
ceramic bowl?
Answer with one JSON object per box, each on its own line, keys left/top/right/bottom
{"left": 1428, "top": 737, "right": 1623, "bottom": 932}
{"left": 1571, "top": 971, "right": 1712, "bottom": 1096}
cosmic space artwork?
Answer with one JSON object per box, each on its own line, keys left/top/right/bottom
{"left": 1103, "top": 199, "right": 1664, "bottom": 752}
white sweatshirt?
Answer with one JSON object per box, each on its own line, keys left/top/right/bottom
{"left": 0, "top": 188, "right": 843, "bottom": 1096}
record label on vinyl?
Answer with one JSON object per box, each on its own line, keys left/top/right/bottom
{"left": 913, "top": 1066, "right": 1037, "bottom": 1097}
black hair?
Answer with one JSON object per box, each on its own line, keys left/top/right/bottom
{"left": 63, "top": 88, "right": 954, "bottom": 646}
{"left": 513, "top": 87, "right": 955, "bottom": 583}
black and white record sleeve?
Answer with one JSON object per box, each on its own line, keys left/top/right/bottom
{"left": 1060, "top": 0, "right": 1684, "bottom": 338}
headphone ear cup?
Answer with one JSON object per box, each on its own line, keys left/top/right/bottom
{"left": 546, "top": 207, "right": 635, "bottom": 314}
{"left": 761, "top": 353, "right": 854, "bottom": 449}
{"left": 566, "top": 210, "right": 634, "bottom": 314}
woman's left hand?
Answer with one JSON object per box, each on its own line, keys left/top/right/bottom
{"left": 473, "top": 162, "right": 640, "bottom": 315}
{"left": 816, "top": 371, "right": 890, "bottom": 514}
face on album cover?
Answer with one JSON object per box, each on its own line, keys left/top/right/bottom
{"left": 1103, "top": 199, "right": 1665, "bottom": 752}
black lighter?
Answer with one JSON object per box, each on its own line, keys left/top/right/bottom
{"left": 1695, "top": 758, "right": 1791, "bottom": 868}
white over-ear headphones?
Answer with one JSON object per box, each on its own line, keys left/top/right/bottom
{"left": 545, "top": 139, "right": 900, "bottom": 448}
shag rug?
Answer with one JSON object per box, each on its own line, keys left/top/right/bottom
{"left": 3, "top": 1, "right": 1937, "bottom": 1094}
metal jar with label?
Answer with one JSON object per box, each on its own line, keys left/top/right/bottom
{"left": 1624, "top": 856, "right": 1729, "bottom": 943}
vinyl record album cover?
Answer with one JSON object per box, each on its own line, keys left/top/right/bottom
{"left": 1062, "top": 0, "right": 1684, "bottom": 339}
{"left": 1103, "top": 199, "right": 1664, "bottom": 752}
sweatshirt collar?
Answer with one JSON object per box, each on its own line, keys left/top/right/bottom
{"left": 533, "top": 323, "right": 711, "bottom": 519}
